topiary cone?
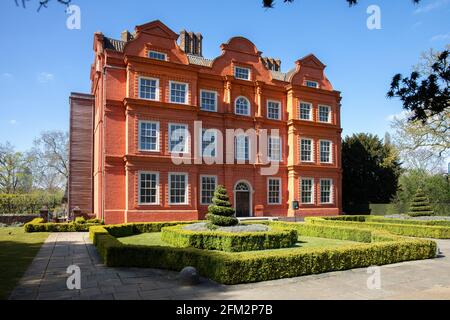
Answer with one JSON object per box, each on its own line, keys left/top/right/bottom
{"left": 408, "top": 188, "right": 434, "bottom": 217}
{"left": 207, "top": 185, "right": 238, "bottom": 227}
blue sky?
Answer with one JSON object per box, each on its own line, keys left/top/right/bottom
{"left": 0, "top": 0, "right": 448, "bottom": 151}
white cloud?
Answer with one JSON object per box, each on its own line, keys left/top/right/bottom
{"left": 9, "top": 120, "right": 17, "bottom": 125}
{"left": 37, "top": 72, "right": 55, "bottom": 83}
{"left": 414, "top": 0, "right": 450, "bottom": 14}
{"left": 431, "top": 33, "right": 450, "bottom": 41}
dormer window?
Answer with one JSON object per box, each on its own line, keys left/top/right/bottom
{"left": 305, "top": 80, "right": 319, "bottom": 88}
{"left": 234, "top": 66, "right": 250, "bottom": 81}
{"left": 148, "top": 51, "right": 167, "bottom": 61}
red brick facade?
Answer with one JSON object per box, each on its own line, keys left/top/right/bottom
{"left": 69, "top": 20, "right": 343, "bottom": 224}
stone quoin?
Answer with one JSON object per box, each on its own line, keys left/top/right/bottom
{"left": 68, "top": 20, "right": 343, "bottom": 224}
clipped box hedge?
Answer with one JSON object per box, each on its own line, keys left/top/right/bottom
{"left": 160, "top": 225, "right": 298, "bottom": 252}
{"left": 24, "top": 218, "right": 103, "bottom": 233}
{"left": 305, "top": 216, "right": 450, "bottom": 239}
{"left": 89, "top": 222, "right": 437, "bottom": 285}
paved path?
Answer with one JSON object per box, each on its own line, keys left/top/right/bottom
{"left": 9, "top": 233, "right": 450, "bottom": 300}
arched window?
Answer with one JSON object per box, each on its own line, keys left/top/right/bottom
{"left": 235, "top": 182, "right": 250, "bottom": 191}
{"left": 235, "top": 97, "right": 250, "bottom": 116}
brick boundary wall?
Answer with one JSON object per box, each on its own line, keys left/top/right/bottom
{"left": 0, "top": 214, "right": 40, "bottom": 225}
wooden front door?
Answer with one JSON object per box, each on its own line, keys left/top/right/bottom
{"left": 235, "top": 191, "right": 250, "bottom": 217}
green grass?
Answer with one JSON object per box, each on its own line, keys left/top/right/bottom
{"left": 0, "top": 227, "right": 49, "bottom": 300}
{"left": 117, "top": 232, "right": 358, "bottom": 254}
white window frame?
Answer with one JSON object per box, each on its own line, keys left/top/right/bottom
{"left": 138, "top": 120, "right": 160, "bottom": 152}
{"left": 234, "top": 66, "right": 251, "bottom": 81}
{"left": 319, "top": 140, "right": 333, "bottom": 164}
{"left": 300, "top": 178, "right": 315, "bottom": 205}
{"left": 168, "top": 172, "right": 189, "bottom": 205}
{"left": 267, "top": 100, "right": 281, "bottom": 120}
{"left": 235, "top": 96, "right": 251, "bottom": 116}
{"left": 169, "top": 80, "right": 189, "bottom": 105}
{"left": 168, "top": 123, "right": 189, "bottom": 154}
{"left": 148, "top": 50, "right": 167, "bottom": 61}
{"left": 300, "top": 138, "right": 314, "bottom": 163}
{"left": 299, "top": 101, "right": 313, "bottom": 121}
{"left": 305, "top": 80, "right": 319, "bottom": 88}
{"left": 200, "top": 89, "right": 218, "bottom": 112}
{"left": 200, "top": 175, "right": 217, "bottom": 205}
{"left": 138, "top": 77, "right": 160, "bottom": 101}
{"left": 320, "top": 178, "right": 333, "bottom": 204}
{"left": 235, "top": 134, "right": 250, "bottom": 161}
{"left": 201, "top": 128, "right": 218, "bottom": 158}
{"left": 268, "top": 136, "right": 282, "bottom": 162}
{"left": 138, "top": 171, "right": 160, "bottom": 205}
{"left": 318, "top": 105, "right": 332, "bottom": 123}
{"left": 267, "top": 177, "right": 282, "bottom": 205}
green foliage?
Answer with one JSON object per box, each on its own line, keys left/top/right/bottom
{"left": 342, "top": 133, "right": 402, "bottom": 214}
{"left": 408, "top": 188, "right": 435, "bottom": 217}
{"left": 207, "top": 185, "right": 238, "bottom": 227}
{"left": 306, "top": 216, "right": 450, "bottom": 239}
{"left": 160, "top": 225, "right": 298, "bottom": 252}
{"left": 90, "top": 222, "right": 436, "bottom": 285}
{"left": 0, "top": 191, "right": 63, "bottom": 214}
{"left": 74, "top": 217, "right": 86, "bottom": 224}
{"left": 24, "top": 217, "right": 103, "bottom": 232}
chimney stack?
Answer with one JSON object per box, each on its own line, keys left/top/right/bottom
{"left": 262, "top": 57, "right": 282, "bottom": 72}
{"left": 179, "top": 30, "right": 203, "bottom": 56}
{"left": 121, "top": 30, "right": 133, "bottom": 42}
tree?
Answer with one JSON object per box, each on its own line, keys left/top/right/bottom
{"left": 387, "top": 50, "right": 449, "bottom": 123}
{"left": 408, "top": 188, "right": 434, "bottom": 217}
{"left": 29, "top": 130, "right": 69, "bottom": 191}
{"left": 206, "top": 185, "right": 239, "bottom": 227}
{"left": 342, "top": 133, "right": 402, "bottom": 214}
{"left": 262, "top": 0, "right": 420, "bottom": 8}
{"left": 14, "top": 0, "right": 71, "bottom": 11}
{"left": 393, "top": 169, "right": 450, "bottom": 215}
{"left": 0, "top": 142, "right": 33, "bottom": 194}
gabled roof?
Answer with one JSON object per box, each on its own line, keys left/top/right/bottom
{"left": 103, "top": 37, "right": 126, "bottom": 52}
{"left": 135, "top": 20, "right": 179, "bottom": 40}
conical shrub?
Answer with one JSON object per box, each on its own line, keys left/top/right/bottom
{"left": 408, "top": 188, "right": 434, "bottom": 217}
{"left": 206, "top": 185, "right": 239, "bottom": 227}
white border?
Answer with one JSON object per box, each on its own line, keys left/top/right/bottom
{"left": 298, "top": 101, "right": 313, "bottom": 121}
{"left": 320, "top": 178, "right": 334, "bottom": 204}
{"left": 138, "top": 171, "right": 160, "bottom": 205}
{"left": 267, "top": 99, "right": 281, "bottom": 120}
{"left": 138, "top": 76, "right": 160, "bottom": 101}
{"left": 169, "top": 80, "right": 189, "bottom": 105}
{"left": 318, "top": 105, "right": 332, "bottom": 123}
{"left": 168, "top": 122, "right": 189, "bottom": 154}
{"left": 268, "top": 135, "right": 282, "bottom": 162}
{"left": 234, "top": 66, "right": 251, "bottom": 81}
{"left": 234, "top": 96, "right": 251, "bottom": 116}
{"left": 200, "top": 175, "right": 218, "bottom": 205}
{"left": 299, "top": 137, "right": 314, "bottom": 163}
{"left": 148, "top": 50, "right": 167, "bottom": 61}
{"left": 199, "top": 89, "right": 218, "bottom": 112}
{"left": 305, "top": 80, "right": 319, "bottom": 88}
{"left": 300, "top": 177, "right": 315, "bottom": 205}
{"left": 168, "top": 172, "right": 189, "bottom": 205}
{"left": 138, "top": 120, "right": 160, "bottom": 152}
{"left": 267, "top": 177, "right": 282, "bottom": 205}
{"left": 319, "top": 139, "right": 333, "bottom": 164}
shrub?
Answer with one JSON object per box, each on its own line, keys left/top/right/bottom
{"left": 75, "top": 217, "right": 86, "bottom": 224}
{"left": 89, "top": 222, "right": 437, "bottom": 285}
{"left": 306, "top": 216, "right": 450, "bottom": 239}
{"left": 160, "top": 225, "right": 298, "bottom": 252}
{"left": 0, "top": 191, "right": 63, "bottom": 214}
{"left": 206, "top": 185, "right": 238, "bottom": 227}
{"left": 408, "top": 188, "right": 434, "bottom": 217}
{"left": 24, "top": 217, "right": 103, "bottom": 233}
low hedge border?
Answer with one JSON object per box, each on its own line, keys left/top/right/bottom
{"left": 160, "top": 225, "right": 298, "bottom": 252}
{"left": 89, "top": 222, "right": 437, "bottom": 285}
{"left": 24, "top": 218, "right": 103, "bottom": 233}
{"left": 305, "top": 216, "right": 450, "bottom": 239}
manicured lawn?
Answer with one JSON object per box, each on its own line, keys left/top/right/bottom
{"left": 117, "top": 232, "right": 358, "bottom": 253}
{"left": 0, "top": 227, "right": 49, "bottom": 300}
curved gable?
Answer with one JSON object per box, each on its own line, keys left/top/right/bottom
{"left": 290, "top": 54, "right": 333, "bottom": 90}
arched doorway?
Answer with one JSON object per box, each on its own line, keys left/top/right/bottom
{"left": 234, "top": 181, "right": 252, "bottom": 217}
